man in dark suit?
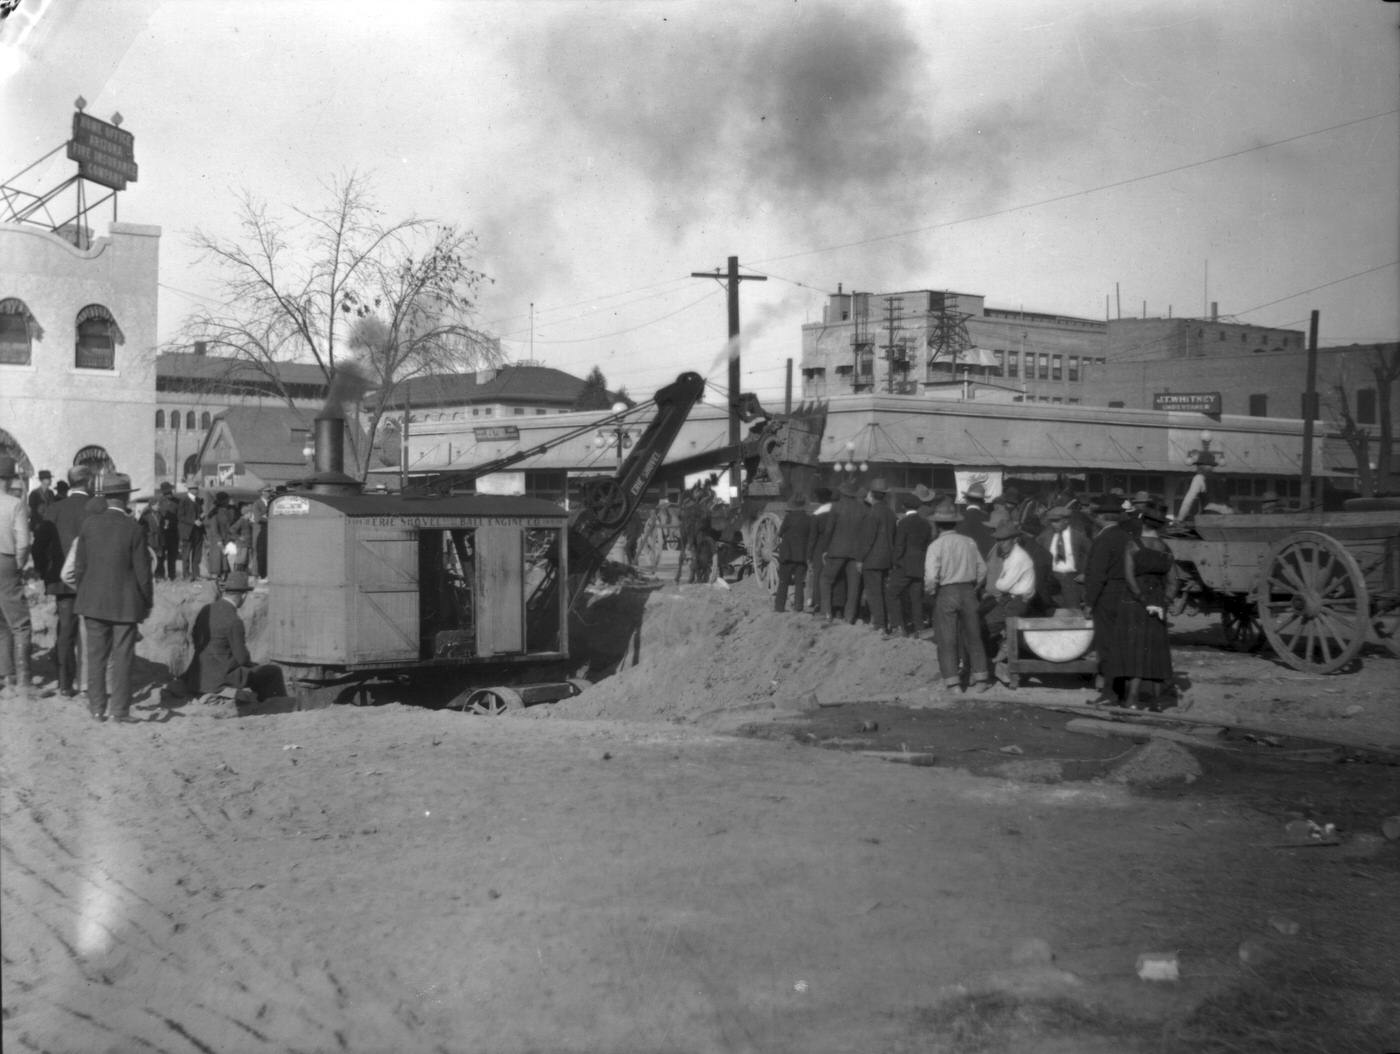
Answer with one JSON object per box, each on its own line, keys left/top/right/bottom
{"left": 177, "top": 483, "right": 205, "bottom": 581}
{"left": 183, "top": 570, "right": 275, "bottom": 702}
{"left": 1083, "top": 503, "right": 1141, "bottom": 705}
{"left": 70, "top": 473, "right": 153, "bottom": 722}
{"left": 37, "top": 466, "right": 98, "bottom": 697}
{"left": 773, "top": 494, "right": 813, "bottom": 613}
{"left": 1037, "top": 505, "right": 1091, "bottom": 610}
{"left": 819, "top": 482, "right": 867, "bottom": 623}
{"left": 857, "top": 478, "right": 897, "bottom": 632}
{"left": 886, "top": 488, "right": 934, "bottom": 637}
{"left": 157, "top": 482, "right": 180, "bottom": 580}
{"left": 957, "top": 481, "right": 995, "bottom": 557}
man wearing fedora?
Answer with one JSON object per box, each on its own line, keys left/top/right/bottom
{"left": 1083, "top": 500, "right": 1142, "bottom": 705}
{"left": 773, "top": 494, "right": 813, "bottom": 613}
{"left": 980, "top": 518, "right": 1039, "bottom": 677}
{"left": 0, "top": 455, "right": 33, "bottom": 698}
{"left": 858, "top": 479, "right": 897, "bottom": 633}
{"left": 177, "top": 482, "right": 205, "bottom": 581}
{"left": 819, "top": 481, "right": 866, "bottom": 623}
{"left": 886, "top": 485, "right": 934, "bottom": 637}
{"left": 1037, "top": 505, "right": 1090, "bottom": 611}
{"left": 35, "top": 466, "right": 99, "bottom": 697}
{"left": 957, "top": 481, "right": 995, "bottom": 558}
{"left": 924, "top": 499, "right": 989, "bottom": 692}
{"left": 184, "top": 570, "right": 276, "bottom": 704}
{"left": 68, "top": 473, "right": 153, "bottom": 722}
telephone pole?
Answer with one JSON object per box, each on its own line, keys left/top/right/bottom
{"left": 691, "top": 256, "right": 766, "bottom": 492}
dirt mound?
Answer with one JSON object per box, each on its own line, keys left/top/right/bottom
{"left": 541, "top": 577, "right": 948, "bottom": 726}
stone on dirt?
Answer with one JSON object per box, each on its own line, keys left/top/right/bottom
{"left": 1010, "top": 937, "right": 1055, "bottom": 965}
{"left": 1107, "top": 739, "right": 1202, "bottom": 786}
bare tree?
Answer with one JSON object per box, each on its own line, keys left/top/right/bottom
{"left": 1329, "top": 344, "right": 1399, "bottom": 496}
{"left": 174, "top": 171, "right": 499, "bottom": 479}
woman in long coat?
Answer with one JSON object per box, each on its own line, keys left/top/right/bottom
{"left": 1106, "top": 503, "right": 1180, "bottom": 709}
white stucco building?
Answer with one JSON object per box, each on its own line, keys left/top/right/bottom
{"left": 0, "top": 220, "right": 160, "bottom": 493}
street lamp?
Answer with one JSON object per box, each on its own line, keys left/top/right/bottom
{"left": 1188, "top": 429, "right": 1222, "bottom": 473}
{"left": 595, "top": 402, "right": 634, "bottom": 466}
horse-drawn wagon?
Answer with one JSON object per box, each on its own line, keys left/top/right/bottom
{"left": 1170, "top": 501, "right": 1400, "bottom": 673}
{"left": 633, "top": 399, "right": 827, "bottom": 591}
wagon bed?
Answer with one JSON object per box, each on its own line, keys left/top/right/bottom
{"left": 1170, "top": 507, "right": 1400, "bottom": 673}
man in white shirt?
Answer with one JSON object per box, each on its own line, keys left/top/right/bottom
{"left": 980, "top": 519, "right": 1037, "bottom": 671}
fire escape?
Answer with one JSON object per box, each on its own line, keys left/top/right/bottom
{"left": 925, "top": 293, "right": 974, "bottom": 384}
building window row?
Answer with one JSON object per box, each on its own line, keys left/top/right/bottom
{"left": 155, "top": 410, "right": 213, "bottom": 430}
{"left": 2, "top": 299, "right": 124, "bottom": 370}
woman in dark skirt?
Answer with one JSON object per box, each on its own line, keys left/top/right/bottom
{"left": 1107, "top": 503, "right": 1179, "bottom": 709}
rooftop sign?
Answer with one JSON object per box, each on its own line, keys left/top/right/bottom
{"left": 1154, "top": 391, "right": 1221, "bottom": 415}
{"left": 474, "top": 425, "right": 520, "bottom": 442}
{"left": 67, "top": 112, "right": 138, "bottom": 191}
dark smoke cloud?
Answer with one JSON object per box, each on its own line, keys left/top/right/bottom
{"left": 510, "top": 1, "right": 1065, "bottom": 256}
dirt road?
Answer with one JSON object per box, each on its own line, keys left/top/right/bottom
{"left": 3, "top": 578, "right": 1398, "bottom": 1053}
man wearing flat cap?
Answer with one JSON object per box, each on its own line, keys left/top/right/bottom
{"left": 0, "top": 455, "right": 32, "bottom": 698}
{"left": 68, "top": 473, "right": 153, "bottom": 723}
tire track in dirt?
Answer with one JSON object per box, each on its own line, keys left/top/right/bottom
{"left": 3, "top": 699, "right": 437, "bottom": 1053}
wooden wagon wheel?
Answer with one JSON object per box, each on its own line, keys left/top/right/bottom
{"left": 1220, "top": 598, "right": 1264, "bottom": 653}
{"left": 1256, "top": 531, "right": 1369, "bottom": 673}
{"left": 749, "top": 511, "right": 783, "bottom": 595}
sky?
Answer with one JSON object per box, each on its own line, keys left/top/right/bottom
{"left": 3, "top": 0, "right": 1397, "bottom": 407}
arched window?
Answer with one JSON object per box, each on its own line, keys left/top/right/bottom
{"left": 185, "top": 411, "right": 196, "bottom": 430}
{"left": 200, "top": 411, "right": 211, "bottom": 429}
{"left": 0, "top": 298, "right": 42, "bottom": 366}
{"left": 171, "top": 413, "right": 180, "bottom": 431}
{"left": 156, "top": 409, "right": 166, "bottom": 429}
{"left": 182, "top": 454, "right": 199, "bottom": 480}
{"left": 74, "top": 304, "right": 123, "bottom": 370}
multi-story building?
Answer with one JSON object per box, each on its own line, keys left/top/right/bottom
{"left": 801, "top": 288, "right": 1107, "bottom": 406}
{"left": 0, "top": 220, "right": 160, "bottom": 492}
{"left": 155, "top": 347, "right": 327, "bottom": 485}
{"left": 1094, "top": 316, "right": 1397, "bottom": 487}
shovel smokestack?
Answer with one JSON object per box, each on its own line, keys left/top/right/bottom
{"left": 314, "top": 414, "right": 345, "bottom": 476}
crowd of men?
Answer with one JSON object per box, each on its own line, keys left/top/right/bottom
{"left": 770, "top": 480, "right": 1179, "bottom": 706}
{"left": 0, "top": 459, "right": 279, "bottom": 720}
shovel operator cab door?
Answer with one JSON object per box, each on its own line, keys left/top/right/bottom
{"left": 267, "top": 491, "right": 570, "bottom": 680}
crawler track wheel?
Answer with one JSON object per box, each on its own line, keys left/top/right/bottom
{"left": 461, "top": 687, "right": 525, "bottom": 715}
{"left": 1257, "top": 531, "right": 1369, "bottom": 673}
{"left": 750, "top": 512, "right": 783, "bottom": 595}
